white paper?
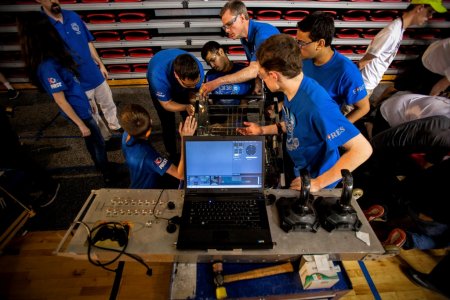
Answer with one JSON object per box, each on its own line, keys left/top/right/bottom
{"left": 356, "top": 230, "right": 371, "bottom": 246}
{"left": 313, "top": 254, "right": 330, "bottom": 272}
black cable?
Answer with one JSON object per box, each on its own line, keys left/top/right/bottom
{"left": 76, "top": 221, "right": 153, "bottom": 276}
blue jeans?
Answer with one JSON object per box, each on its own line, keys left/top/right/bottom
{"left": 82, "top": 117, "right": 109, "bottom": 175}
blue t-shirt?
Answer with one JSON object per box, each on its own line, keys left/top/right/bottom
{"left": 241, "top": 20, "right": 280, "bottom": 62}
{"left": 47, "top": 9, "right": 105, "bottom": 91}
{"left": 282, "top": 76, "right": 360, "bottom": 188}
{"left": 205, "top": 63, "right": 252, "bottom": 105}
{"left": 122, "top": 133, "right": 172, "bottom": 189}
{"left": 37, "top": 58, "right": 92, "bottom": 120}
{"left": 147, "top": 49, "right": 204, "bottom": 102}
{"left": 302, "top": 51, "right": 367, "bottom": 107}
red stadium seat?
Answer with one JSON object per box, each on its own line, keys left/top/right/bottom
{"left": 86, "top": 13, "right": 116, "bottom": 24}
{"left": 99, "top": 49, "right": 126, "bottom": 58}
{"left": 128, "top": 48, "right": 153, "bottom": 57}
{"left": 255, "top": 10, "right": 282, "bottom": 21}
{"left": 93, "top": 31, "right": 121, "bottom": 42}
{"left": 335, "top": 45, "right": 355, "bottom": 54}
{"left": 369, "top": 10, "right": 399, "bottom": 21}
{"left": 123, "top": 30, "right": 151, "bottom": 41}
{"left": 118, "top": 12, "right": 147, "bottom": 23}
{"left": 336, "top": 29, "right": 362, "bottom": 39}
{"left": 341, "top": 10, "right": 370, "bottom": 21}
{"left": 107, "top": 64, "right": 131, "bottom": 73}
{"left": 228, "top": 46, "right": 245, "bottom": 55}
{"left": 133, "top": 64, "right": 148, "bottom": 73}
{"left": 362, "top": 29, "right": 380, "bottom": 39}
{"left": 282, "top": 28, "right": 298, "bottom": 37}
{"left": 284, "top": 10, "right": 309, "bottom": 21}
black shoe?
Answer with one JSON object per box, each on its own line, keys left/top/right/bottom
{"left": 7, "top": 89, "right": 19, "bottom": 100}
{"left": 400, "top": 264, "right": 443, "bottom": 296}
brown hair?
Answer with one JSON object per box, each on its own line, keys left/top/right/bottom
{"left": 256, "top": 34, "right": 302, "bottom": 79}
{"left": 120, "top": 104, "right": 152, "bottom": 138}
{"left": 220, "top": 0, "right": 249, "bottom": 20}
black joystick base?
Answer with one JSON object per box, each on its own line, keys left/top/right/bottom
{"left": 276, "top": 196, "right": 320, "bottom": 233}
{"left": 314, "top": 197, "right": 362, "bottom": 232}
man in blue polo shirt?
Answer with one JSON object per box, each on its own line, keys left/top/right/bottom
{"left": 199, "top": 0, "right": 279, "bottom": 97}
{"left": 147, "top": 49, "right": 204, "bottom": 160}
{"left": 238, "top": 34, "right": 372, "bottom": 191}
{"left": 297, "top": 12, "right": 369, "bottom": 124}
{"left": 38, "top": 0, "right": 121, "bottom": 139}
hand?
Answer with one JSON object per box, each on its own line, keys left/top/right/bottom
{"left": 78, "top": 124, "right": 91, "bottom": 137}
{"left": 253, "top": 79, "right": 262, "bottom": 95}
{"left": 185, "top": 104, "right": 195, "bottom": 116}
{"left": 199, "top": 80, "right": 219, "bottom": 97}
{"left": 179, "top": 116, "right": 197, "bottom": 137}
{"left": 290, "top": 177, "right": 320, "bottom": 192}
{"left": 99, "top": 64, "right": 109, "bottom": 79}
{"left": 236, "top": 121, "right": 263, "bottom": 135}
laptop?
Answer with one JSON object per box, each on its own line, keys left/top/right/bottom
{"left": 176, "top": 135, "right": 273, "bottom": 250}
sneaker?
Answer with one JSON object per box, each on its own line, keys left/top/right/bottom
{"left": 7, "top": 89, "right": 19, "bottom": 100}
{"left": 383, "top": 228, "right": 407, "bottom": 248}
{"left": 40, "top": 183, "right": 60, "bottom": 208}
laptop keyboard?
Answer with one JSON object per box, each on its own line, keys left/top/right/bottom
{"left": 188, "top": 199, "right": 263, "bottom": 228}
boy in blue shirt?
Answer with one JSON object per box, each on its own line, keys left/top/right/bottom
{"left": 297, "top": 12, "right": 369, "bottom": 124}
{"left": 238, "top": 34, "right": 372, "bottom": 191}
{"left": 120, "top": 104, "right": 197, "bottom": 189}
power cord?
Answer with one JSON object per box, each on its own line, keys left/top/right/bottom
{"left": 75, "top": 221, "right": 153, "bottom": 276}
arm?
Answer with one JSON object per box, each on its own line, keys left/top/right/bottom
{"left": 165, "top": 116, "right": 198, "bottom": 179}
{"left": 236, "top": 121, "right": 285, "bottom": 136}
{"left": 358, "top": 53, "right": 377, "bottom": 70}
{"left": 52, "top": 91, "right": 91, "bottom": 137}
{"left": 200, "top": 61, "right": 259, "bottom": 97}
{"left": 88, "top": 42, "right": 108, "bottom": 79}
{"left": 159, "top": 99, "right": 195, "bottom": 116}
{"left": 345, "top": 96, "right": 370, "bottom": 123}
{"left": 291, "top": 133, "right": 373, "bottom": 192}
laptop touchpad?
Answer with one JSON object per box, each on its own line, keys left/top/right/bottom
{"left": 213, "top": 231, "right": 229, "bottom": 240}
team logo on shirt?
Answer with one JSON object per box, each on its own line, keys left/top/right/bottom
{"left": 353, "top": 84, "right": 366, "bottom": 95}
{"left": 327, "top": 126, "right": 345, "bottom": 141}
{"left": 154, "top": 157, "right": 168, "bottom": 169}
{"left": 48, "top": 77, "right": 62, "bottom": 89}
{"left": 71, "top": 23, "right": 81, "bottom": 35}
{"left": 156, "top": 91, "right": 166, "bottom": 98}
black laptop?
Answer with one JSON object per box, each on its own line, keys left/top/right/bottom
{"left": 176, "top": 135, "right": 273, "bottom": 250}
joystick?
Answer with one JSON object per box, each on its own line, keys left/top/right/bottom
{"left": 276, "top": 169, "right": 320, "bottom": 232}
{"left": 314, "top": 169, "right": 362, "bottom": 232}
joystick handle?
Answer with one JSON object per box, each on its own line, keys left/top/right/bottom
{"left": 339, "top": 169, "right": 353, "bottom": 208}
{"left": 298, "top": 169, "right": 311, "bottom": 206}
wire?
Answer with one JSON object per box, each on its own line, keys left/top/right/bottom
{"left": 75, "top": 221, "right": 153, "bottom": 276}
{"left": 151, "top": 189, "right": 171, "bottom": 221}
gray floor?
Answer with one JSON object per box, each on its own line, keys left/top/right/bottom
{"left": 3, "top": 86, "right": 172, "bottom": 230}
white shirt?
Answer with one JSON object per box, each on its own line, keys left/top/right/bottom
{"left": 422, "top": 38, "right": 450, "bottom": 81}
{"left": 380, "top": 91, "right": 450, "bottom": 127}
{"left": 361, "top": 18, "right": 404, "bottom": 90}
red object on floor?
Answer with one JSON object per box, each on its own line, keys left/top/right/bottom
{"left": 128, "top": 48, "right": 153, "bottom": 57}
{"left": 132, "top": 64, "right": 148, "bottom": 73}
{"left": 284, "top": 10, "right": 309, "bottom": 21}
{"left": 107, "top": 64, "right": 131, "bottom": 73}
{"left": 93, "top": 31, "right": 121, "bottom": 42}
{"left": 123, "top": 30, "right": 150, "bottom": 41}
{"left": 86, "top": 13, "right": 116, "bottom": 24}
{"left": 336, "top": 29, "right": 362, "bottom": 39}
{"left": 255, "top": 10, "right": 282, "bottom": 21}
{"left": 118, "top": 12, "right": 147, "bottom": 23}
{"left": 228, "top": 46, "right": 245, "bottom": 55}
{"left": 363, "top": 204, "right": 385, "bottom": 222}
{"left": 99, "top": 49, "right": 126, "bottom": 58}
{"left": 383, "top": 228, "right": 407, "bottom": 248}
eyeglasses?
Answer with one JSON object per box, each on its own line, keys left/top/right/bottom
{"left": 222, "top": 15, "right": 238, "bottom": 30}
{"left": 296, "top": 39, "right": 315, "bottom": 48}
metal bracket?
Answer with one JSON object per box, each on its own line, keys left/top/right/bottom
{"left": 186, "top": 39, "right": 192, "bottom": 46}
{"left": 184, "top": 20, "right": 190, "bottom": 28}
{"left": 182, "top": 0, "right": 189, "bottom": 9}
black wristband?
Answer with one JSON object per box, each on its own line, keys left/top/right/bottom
{"left": 276, "top": 122, "right": 282, "bottom": 135}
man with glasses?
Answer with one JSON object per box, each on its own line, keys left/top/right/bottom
{"left": 297, "top": 12, "right": 370, "bottom": 125}
{"left": 146, "top": 49, "right": 204, "bottom": 160}
{"left": 238, "top": 34, "right": 372, "bottom": 191}
{"left": 359, "top": 0, "right": 446, "bottom": 103}
{"left": 199, "top": 0, "right": 279, "bottom": 97}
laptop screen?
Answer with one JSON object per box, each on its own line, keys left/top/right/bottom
{"left": 184, "top": 136, "right": 265, "bottom": 191}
